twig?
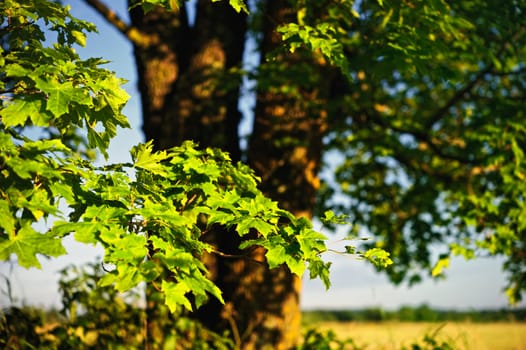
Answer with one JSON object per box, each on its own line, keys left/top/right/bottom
{"left": 210, "top": 248, "right": 267, "bottom": 266}
{"left": 82, "top": 0, "right": 156, "bottom": 48}
{"left": 424, "top": 66, "right": 492, "bottom": 130}
{"left": 425, "top": 24, "right": 526, "bottom": 129}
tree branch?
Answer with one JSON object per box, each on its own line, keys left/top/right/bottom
{"left": 424, "top": 65, "right": 492, "bottom": 130}
{"left": 360, "top": 109, "right": 500, "bottom": 184}
{"left": 82, "top": 0, "right": 157, "bottom": 48}
{"left": 363, "top": 109, "right": 474, "bottom": 165}
{"left": 425, "top": 25, "right": 526, "bottom": 130}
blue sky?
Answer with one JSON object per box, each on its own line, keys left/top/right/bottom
{"left": 0, "top": 0, "right": 520, "bottom": 311}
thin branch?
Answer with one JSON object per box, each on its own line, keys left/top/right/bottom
{"left": 363, "top": 110, "right": 473, "bottom": 164}
{"left": 425, "top": 24, "right": 526, "bottom": 129}
{"left": 490, "top": 66, "right": 526, "bottom": 76}
{"left": 82, "top": 0, "right": 156, "bottom": 48}
{"left": 360, "top": 110, "right": 500, "bottom": 183}
{"left": 210, "top": 248, "right": 266, "bottom": 266}
{"left": 83, "top": 0, "right": 129, "bottom": 35}
{"left": 390, "top": 138, "right": 500, "bottom": 184}
{"left": 424, "top": 65, "right": 492, "bottom": 129}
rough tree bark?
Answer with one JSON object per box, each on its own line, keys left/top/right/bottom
{"left": 244, "top": 1, "right": 332, "bottom": 346}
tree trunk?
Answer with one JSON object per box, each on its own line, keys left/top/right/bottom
{"left": 129, "top": 0, "right": 245, "bottom": 159}
{"left": 245, "top": 1, "right": 330, "bottom": 347}
{"left": 128, "top": 1, "right": 329, "bottom": 348}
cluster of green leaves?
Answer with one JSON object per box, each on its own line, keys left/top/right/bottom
{"left": 55, "top": 263, "right": 146, "bottom": 349}
{"left": 216, "top": 0, "right": 526, "bottom": 304}
{"left": 278, "top": 20, "right": 349, "bottom": 73}
{"left": 49, "top": 140, "right": 341, "bottom": 312}
{"left": 1, "top": 305, "right": 56, "bottom": 349}
{"left": 0, "top": 0, "right": 129, "bottom": 269}
{"left": 0, "top": 0, "right": 129, "bottom": 157}
{"left": 299, "top": 328, "right": 360, "bottom": 350}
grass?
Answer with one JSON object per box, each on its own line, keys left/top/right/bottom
{"left": 312, "top": 321, "right": 526, "bottom": 350}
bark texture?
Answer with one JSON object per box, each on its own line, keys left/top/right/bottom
{"left": 130, "top": 0, "right": 245, "bottom": 159}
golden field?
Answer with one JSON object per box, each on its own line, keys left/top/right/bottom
{"left": 315, "top": 321, "right": 526, "bottom": 350}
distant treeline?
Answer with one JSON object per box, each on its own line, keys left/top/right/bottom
{"left": 302, "top": 305, "right": 526, "bottom": 324}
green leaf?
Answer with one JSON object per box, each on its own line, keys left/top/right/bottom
{"left": 162, "top": 280, "right": 192, "bottom": 312}
{"left": 98, "top": 271, "right": 118, "bottom": 287}
{"left": 344, "top": 245, "right": 356, "bottom": 254}
{"left": 228, "top": 0, "right": 248, "bottom": 13}
{"left": 86, "top": 127, "right": 110, "bottom": 158}
{"left": 285, "top": 255, "right": 306, "bottom": 276}
{"left": 238, "top": 238, "right": 264, "bottom": 250}
{"left": 431, "top": 256, "right": 450, "bottom": 277}
{"left": 24, "top": 139, "right": 69, "bottom": 153}
{"left": 450, "top": 243, "right": 475, "bottom": 260}
{"left": 112, "top": 234, "right": 148, "bottom": 261}
{"left": 51, "top": 220, "right": 102, "bottom": 244}
{"left": 321, "top": 210, "right": 349, "bottom": 225}
{"left": 132, "top": 141, "right": 169, "bottom": 175}
{"left": 308, "top": 260, "right": 332, "bottom": 290}
{"left": 362, "top": 248, "right": 393, "bottom": 269}
{"left": 140, "top": 260, "right": 162, "bottom": 282}
{"left": 209, "top": 0, "right": 248, "bottom": 13}
{"left": 114, "top": 263, "right": 142, "bottom": 292}
{"left": 0, "top": 224, "right": 66, "bottom": 268}
{"left": 98, "top": 76, "right": 130, "bottom": 115}
{"left": 99, "top": 226, "right": 120, "bottom": 245}
{"left": 6, "top": 157, "right": 47, "bottom": 180}
{"left": 71, "top": 30, "right": 87, "bottom": 46}
{"left": 297, "top": 229, "right": 327, "bottom": 257}
{"left": 237, "top": 217, "right": 276, "bottom": 237}
{"left": 204, "top": 210, "right": 234, "bottom": 226}
{"left": 265, "top": 244, "right": 287, "bottom": 269}
{"left": 4, "top": 63, "right": 30, "bottom": 77}
{"left": 26, "top": 187, "right": 58, "bottom": 220}
{"left": 0, "top": 98, "right": 46, "bottom": 127}
{"left": 35, "top": 78, "right": 87, "bottom": 117}
{"left": 0, "top": 200, "right": 16, "bottom": 237}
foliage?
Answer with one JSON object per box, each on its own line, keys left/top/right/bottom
{"left": 0, "top": 306, "right": 54, "bottom": 349}
{"left": 0, "top": 263, "right": 235, "bottom": 349}
{"left": 0, "top": 266, "right": 461, "bottom": 350}
{"left": 4, "top": 266, "right": 520, "bottom": 350}
{"left": 283, "top": 0, "right": 526, "bottom": 302}
{"left": 299, "top": 328, "right": 360, "bottom": 350}
{"left": 400, "top": 324, "right": 456, "bottom": 350}
{"left": 0, "top": 0, "right": 393, "bottom": 320}
{"left": 244, "top": 0, "right": 526, "bottom": 303}
{"left": 55, "top": 262, "right": 146, "bottom": 349}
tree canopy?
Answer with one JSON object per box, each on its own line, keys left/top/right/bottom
{"left": 311, "top": 0, "right": 526, "bottom": 303}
